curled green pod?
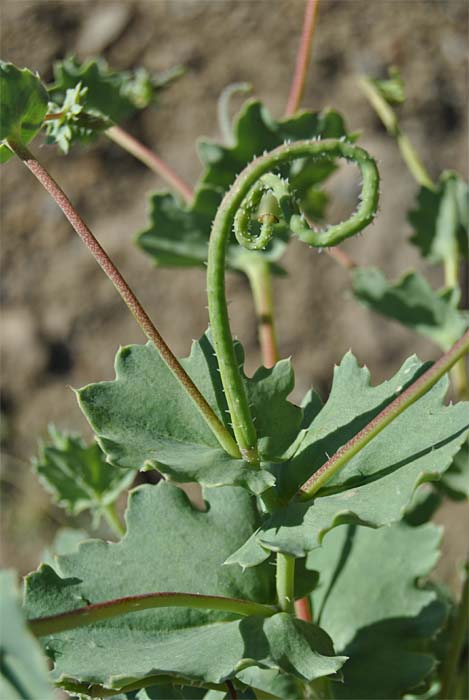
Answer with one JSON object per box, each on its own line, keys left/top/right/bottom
{"left": 207, "top": 138, "right": 380, "bottom": 462}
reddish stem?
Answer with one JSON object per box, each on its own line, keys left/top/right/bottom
{"left": 8, "top": 139, "right": 240, "bottom": 459}
{"left": 300, "top": 329, "right": 469, "bottom": 499}
{"left": 326, "top": 245, "right": 358, "bottom": 270}
{"left": 285, "top": 0, "right": 321, "bottom": 116}
{"left": 294, "top": 596, "right": 312, "bottom": 622}
{"left": 107, "top": 125, "right": 193, "bottom": 203}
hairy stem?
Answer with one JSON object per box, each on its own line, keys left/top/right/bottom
{"left": 106, "top": 125, "right": 193, "bottom": 203}
{"left": 102, "top": 502, "right": 125, "bottom": 537}
{"left": 244, "top": 259, "right": 279, "bottom": 369}
{"left": 276, "top": 553, "right": 295, "bottom": 613}
{"left": 285, "top": 0, "right": 321, "bottom": 116}
{"left": 440, "top": 566, "right": 469, "bottom": 700}
{"left": 28, "top": 591, "right": 276, "bottom": 637}
{"left": 207, "top": 139, "right": 379, "bottom": 463}
{"left": 299, "top": 329, "right": 469, "bottom": 499}
{"left": 358, "top": 75, "right": 434, "bottom": 191}
{"left": 9, "top": 139, "right": 240, "bottom": 460}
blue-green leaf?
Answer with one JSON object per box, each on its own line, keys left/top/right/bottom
{"left": 0, "top": 570, "right": 54, "bottom": 700}
{"left": 25, "top": 483, "right": 344, "bottom": 690}
{"left": 77, "top": 333, "right": 301, "bottom": 495}
{"left": 351, "top": 267, "right": 469, "bottom": 350}
{"left": 33, "top": 426, "right": 135, "bottom": 524}
{"left": 0, "top": 61, "right": 49, "bottom": 163}
{"left": 408, "top": 171, "right": 469, "bottom": 263}
{"left": 227, "top": 353, "right": 469, "bottom": 565}
{"left": 310, "top": 522, "right": 448, "bottom": 699}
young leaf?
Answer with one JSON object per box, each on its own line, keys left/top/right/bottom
{"left": 0, "top": 570, "right": 54, "bottom": 700}
{"left": 136, "top": 101, "right": 352, "bottom": 271}
{"left": 33, "top": 426, "right": 135, "bottom": 524}
{"left": 48, "top": 56, "right": 180, "bottom": 125}
{"left": 77, "top": 333, "right": 301, "bottom": 494}
{"left": 408, "top": 171, "right": 469, "bottom": 264}
{"left": 44, "top": 84, "right": 112, "bottom": 154}
{"left": 351, "top": 267, "right": 469, "bottom": 351}
{"left": 309, "top": 522, "right": 448, "bottom": 699}
{"left": 0, "top": 61, "right": 49, "bottom": 163}
{"left": 227, "top": 353, "right": 469, "bottom": 565}
{"left": 25, "top": 483, "right": 344, "bottom": 690}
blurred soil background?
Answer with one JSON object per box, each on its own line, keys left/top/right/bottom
{"left": 0, "top": 0, "right": 468, "bottom": 588}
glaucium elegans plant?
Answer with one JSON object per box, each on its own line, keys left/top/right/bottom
{"left": 1, "top": 2, "right": 468, "bottom": 699}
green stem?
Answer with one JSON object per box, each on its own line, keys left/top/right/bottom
{"left": 276, "top": 553, "right": 295, "bottom": 613}
{"left": 440, "top": 566, "right": 469, "bottom": 700}
{"left": 61, "top": 677, "right": 227, "bottom": 698}
{"left": 217, "top": 82, "right": 252, "bottom": 147}
{"left": 106, "top": 125, "right": 193, "bottom": 203}
{"left": 61, "top": 675, "right": 280, "bottom": 699}
{"left": 299, "top": 329, "right": 469, "bottom": 499}
{"left": 8, "top": 139, "right": 240, "bottom": 461}
{"left": 102, "top": 502, "right": 125, "bottom": 537}
{"left": 443, "top": 253, "right": 467, "bottom": 400}
{"left": 28, "top": 591, "right": 276, "bottom": 637}
{"left": 285, "top": 0, "right": 321, "bottom": 116}
{"left": 358, "top": 75, "right": 435, "bottom": 191}
{"left": 243, "top": 258, "right": 279, "bottom": 369}
{"left": 207, "top": 139, "right": 379, "bottom": 463}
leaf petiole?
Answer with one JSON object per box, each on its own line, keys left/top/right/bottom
{"left": 28, "top": 591, "right": 276, "bottom": 638}
{"left": 106, "top": 125, "right": 193, "bottom": 204}
{"left": 299, "top": 329, "right": 469, "bottom": 499}
{"left": 8, "top": 138, "right": 240, "bottom": 460}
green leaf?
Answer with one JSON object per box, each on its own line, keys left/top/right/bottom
{"left": 369, "top": 67, "right": 405, "bottom": 105}
{"left": 48, "top": 56, "right": 180, "bottom": 127}
{"left": 408, "top": 171, "right": 469, "bottom": 264}
{"left": 44, "top": 83, "right": 113, "bottom": 154}
{"left": 77, "top": 333, "right": 301, "bottom": 494}
{"left": 41, "top": 528, "right": 90, "bottom": 571}
{"left": 0, "top": 61, "right": 49, "bottom": 163}
{"left": 33, "top": 426, "right": 135, "bottom": 523}
{"left": 226, "top": 352, "right": 469, "bottom": 565}
{"left": 309, "top": 522, "right": 448, "bottom": 699}
{"left": 351, "top": 267, "right": 469, "bottom": 350}
{"left": 436, "top": 438, "right": 469, "bottom": 500}
{"left": 24, "top": 483, "right": 344, "bottom": 690}
{"left": 0, "top": 570, "right": 54, "bottom": 700}
{"left": 136, "top": 101, "right": 351, "bottom": 271}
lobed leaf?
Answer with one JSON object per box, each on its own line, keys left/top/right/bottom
{"left": 44, "top": 83, "right": 112, "bottom": 154}
{"left": 24, "top": 483, "right": 344, "bottom": 691}
{"left": 227, "top": 352, "right": 469, "bottom": 565}
{"left": 137, "top": 100, "right": 352, "bottom": 271}
{"left": 408, "top": 171, "right": 469, "bottom": 264}
{"left": 0, "top": 570, "right": 54, "bottom": 700}
{"left": 310, "top": 522, "right": 448, "bottom": 699}
{"left": 77, "top": 332, "right": 301, "bottom": 494}
{"left": 49, "top": 56, "right": 180, "bottom": 123}
{"left": 33, "top": 426, "right": 135, "bottom": 524}
{"left": 41, "top": 528, "right": 90, "bottom": 569}
{"left": 0, "top": 61, "right": 49, "bottom": 163}
{"left": 351, "top": 267, "right": 469, "bottom": 350}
